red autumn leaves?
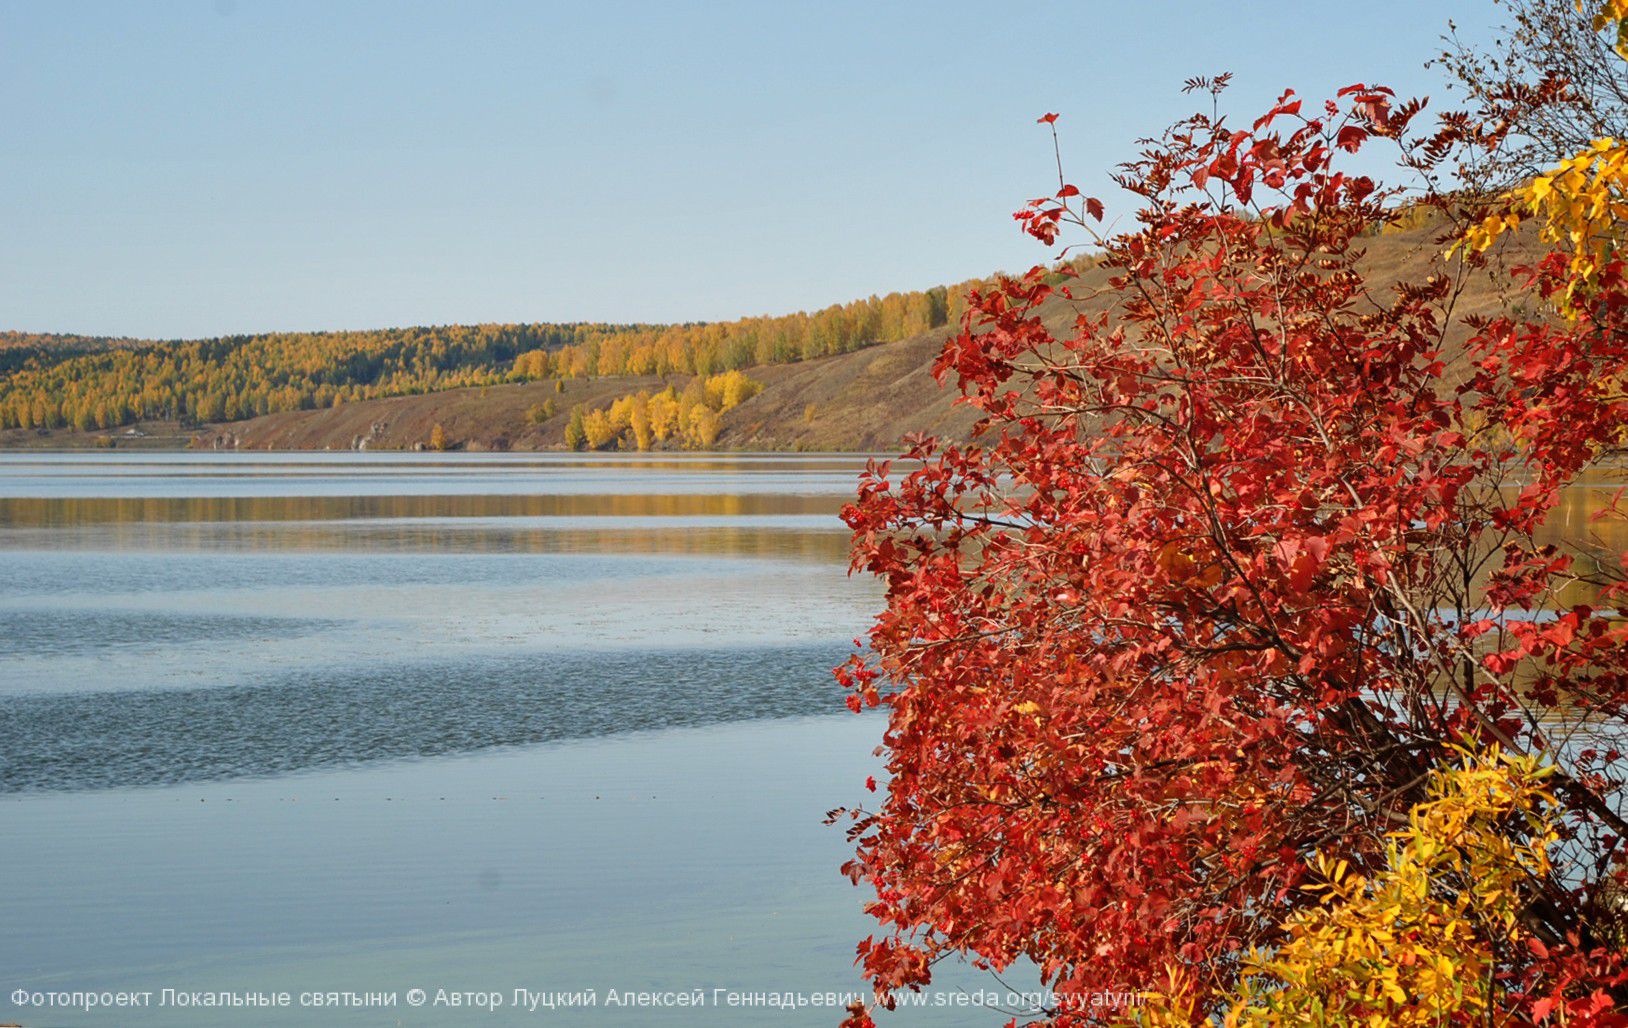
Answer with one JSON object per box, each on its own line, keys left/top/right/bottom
{"left": 837, "top": 82, "right": 1628, "bottom": 1025}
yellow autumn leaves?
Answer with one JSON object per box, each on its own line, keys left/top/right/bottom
{"left": 567, "top": 370, "right": 762, "bottom": 451}
{"left": 1457, "top": 3, "right": 1628, "bottom": 313}
{"left": 1459, "top": 138, "right": 1628, "bottom": 312}
{"left": 1595, "top": 0, "right": 1628, "bottom": 56}
{"left": 1128, "top": 751, "right": 1560, "bottom": 1026}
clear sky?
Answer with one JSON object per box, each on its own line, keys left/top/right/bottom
{"left": 0, "top": 0, "right": 1494, "bottom": 339}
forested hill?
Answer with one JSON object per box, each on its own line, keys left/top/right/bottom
{"left": 0, "top": 332, "right": 142, "bottom": 374}
{"left": 0, "top": 224, "right": 1532, "bottom": 453}
{"left": 208, "top": 223, "right": 1537, "bottom": 454}
{"left": 0, "top": 276, "right": 979, "bottom": 435}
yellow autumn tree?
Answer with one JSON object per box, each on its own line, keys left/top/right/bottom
{"left": 581, "top": 409, "right": 617, "bottom": 449}
{"left": 565, "top": 372, "right": 760, "bottom": 452}
{"left": 628, "top": 394, "right": 653, "bottom": 451}
{"left": 685, "top": 404, "right": 722, "bottom": 448}
{"left": 647, "top": 389, "right": 681, "bottom": 442}
{"left": 704, "top": 369, "right": 763, "bottom": 411}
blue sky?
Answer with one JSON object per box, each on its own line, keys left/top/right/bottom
{"left": 0, "top": 1, "right": 1493, "bottom": 339}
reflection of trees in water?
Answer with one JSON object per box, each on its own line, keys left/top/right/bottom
{"left": 9, "top": 478, "right": 1628, "bottom": 577}
{"left": 1515, "top": 474, "right": 1628, "bottom": 609}
{"left": 0, "top": 521, "right": 850, "bottom": 568}
{"left": 0, "top": 491, "right": 853, "bottom": 563}
{"left": 0, "top": 490, "right": 839, "bottom": 525}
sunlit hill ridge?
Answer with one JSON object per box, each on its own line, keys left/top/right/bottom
{"left": 0, "top": 223, "right": 1531, "bottom": 453}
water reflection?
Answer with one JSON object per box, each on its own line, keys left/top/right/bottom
{"left": 1529, "top": 476, "right": 1628, "bottom": 608}
{"left": 0, "top": 451, "right": 878, "bottom": 499}
{"left": 0, "top": 452, "right": 874, "bottom": 749}
{"left": 0, "top": 490, "right": 842, "bottom": 527}
{"left": 0, "top": 519, "right": 853, "bottom": 559}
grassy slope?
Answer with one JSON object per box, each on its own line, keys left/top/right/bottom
{"left": 197, "top": 376, "right": 664, "bottom": 451}
{"left": 722, "top": 222, "right": 1532, "bottom": 451}
{"left": 1, "top": 225, "right": 1534, "bottom": 453}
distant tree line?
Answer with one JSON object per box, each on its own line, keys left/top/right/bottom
{"left": 0, "top": 278, "right": 982, "bottom": 433}
{"left": 0, "top": 323, "right": 636, "bottom": 432}
{"left": 509, "top": 285, "right": 968, "bottom": 381}
{"left": 0, "top": 332, "right": 141, "bottom": 375}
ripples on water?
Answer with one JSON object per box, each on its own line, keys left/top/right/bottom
{"left": 2, "top": 643, "right": 850, "bottom": 792}
{"left": 0, "top": 453, "right": 874, "bottom": 793}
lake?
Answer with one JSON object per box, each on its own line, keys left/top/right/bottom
{"left": 0, "top": 452, "right": 1023, "bottom": 1026}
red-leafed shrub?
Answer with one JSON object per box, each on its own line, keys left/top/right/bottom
{"left": 836, "top": 80, "right": 1628, "bottom": 1024}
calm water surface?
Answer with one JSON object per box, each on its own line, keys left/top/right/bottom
{"left": 0, "top": 452, "right": 1013, "bottom": 1026}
